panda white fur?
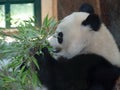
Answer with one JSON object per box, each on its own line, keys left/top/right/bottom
{"left": 34, "top": 3, "right": 120, "bottom": 90}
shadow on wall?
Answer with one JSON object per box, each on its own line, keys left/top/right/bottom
{"left": 104, "top": 0, "right": 120, "bottom": 47}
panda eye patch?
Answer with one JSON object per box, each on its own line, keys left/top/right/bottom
{"left": 58, "top": 32, "right": 63, "bottom": 38}
{"left": 57, "top": 32, "right": 63, "bottom": 44}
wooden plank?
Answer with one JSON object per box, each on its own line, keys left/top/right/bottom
{"left": 41, "top": 0, "right": 58, "bottom": 21}
{"left": 95, "top": 0, "right": 101, "bottom": 16}
{"left": 52, "top": 0, "right": 58, "bottom": 20}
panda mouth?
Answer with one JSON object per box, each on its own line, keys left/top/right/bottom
{"left": 52, "top": 47, "right": 62, "bottom": 53}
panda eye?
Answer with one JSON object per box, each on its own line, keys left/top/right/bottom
{"left": 57, "top": 32, "right": 63, "bottom": 44}
{"left": 58, "top": 32, "right": 63, "bottom": 38}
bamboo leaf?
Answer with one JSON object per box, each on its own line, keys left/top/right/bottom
{"left": 0, "top": 15, "right": 57, "bottom": 90}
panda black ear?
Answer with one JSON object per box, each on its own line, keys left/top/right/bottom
{"left": 82, "top": 14, "right": 101, "bottom": 31}
{"left": 79, "top": 3, "right": 94, "bottom": 14}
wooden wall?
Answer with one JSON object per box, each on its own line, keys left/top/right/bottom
{"left": 57, "top": 0, "right": 101, "bottom": 20}
{"left": 41, "top": 0, "right": 57, "bottom": 21}
{"left": 97, "top": 0, "right": 120, "bottom": 46}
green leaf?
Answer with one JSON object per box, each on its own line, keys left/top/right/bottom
{"left": 0, "top": 15, "right": 58, "bottom": 90}
{"left": 32, "top": 57, "right": 40, "bottom": 70}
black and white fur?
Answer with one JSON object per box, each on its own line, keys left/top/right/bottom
{"left": 35, "top": 4, "right": 120, "bottom": 90}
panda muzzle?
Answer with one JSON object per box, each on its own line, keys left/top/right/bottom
{"left": 52, "top": 47, "right": 62, "bottom": 53}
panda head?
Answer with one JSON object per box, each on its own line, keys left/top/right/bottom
{"left": 48, "top": 4, "right": 120, "bottom": 66}
{"left": 48, "top": 12, "right": 100, "bottom": 58}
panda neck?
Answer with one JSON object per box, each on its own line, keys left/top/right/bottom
{"left": 87, "top": 24, "right": 120, "bottom": 67}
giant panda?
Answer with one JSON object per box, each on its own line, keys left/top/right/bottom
{"left": 34, "top": 4, "right": 120, "bottom": 90}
